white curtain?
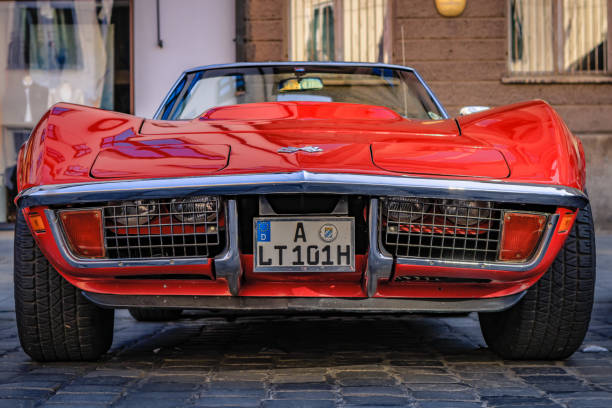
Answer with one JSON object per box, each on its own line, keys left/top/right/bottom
{"left": 0, "top": 0, "right": 114, "bottom": 128}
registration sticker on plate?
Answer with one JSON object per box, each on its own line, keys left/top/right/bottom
{"left": 253, "top": 217, "right": 355, "bottom": 272}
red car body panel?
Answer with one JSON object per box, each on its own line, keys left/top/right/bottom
{"left": 24, "top": 203, "right": 575, "bottom": 299}
{"left": 18, "top": 100, "right": 585, "bottom": 191}
{"left": 17, "top": 97, "right": 586, "bottom": 302}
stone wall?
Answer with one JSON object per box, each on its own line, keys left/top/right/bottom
{"left": 236, "top": 0, "right": 288, "bottom": 62}
{"left": 238, "top": 0, "right": 612, "bottom": 229}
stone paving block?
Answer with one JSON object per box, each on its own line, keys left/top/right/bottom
{"left": 551, "top": 391, "right": 612, "bottom": 400}
{"left": 212, "top": 370, "right": 268, "bottom": 382}
{"left": 38, "top": 404, "right": 110, "bottom": 408}
{"left": 70, "top": 375, "right": 135, "bottom": 386}
{"left": 476, "top": 387, "right": 542, "bottom": 397}
{"left": 200, "top": 386, "right": 266, "bottom": 398}
{"left": 400, "top": 374, "right": 459, "bottom": 383}
{"left": 566, "top": 400, "right": 612, "bottom": 408}
{"left": 273, "top": 391, "right": 336, "bottom": 400}
{"left": 411, "top": 390, "right": 478, "bottom": 401}
{"left": 450, "top": 363, "right": 506, "bottom": 373}
{"left": 272, "top": 382, "right": 333, "bottom": 391}
{"left": 342, "top": 395, "right": 411, "bottom": 406}
{"left": 44, "top": 392, "right": 121, "bottom": 404}
{"left": 57, "top": 384, "right": 125, "bottom": 394}
{"left": 148, "top": 368, "right": 212, "bottom": 377}
{"left": 270, "top": 374, "right": 328, "bottom": 383}
{"left": 564, "top": 358, "right": 612, "bottom": 367}
{"left": 519, "top": 375, "right": 594, "bottom": 393}
{"left": 0, "top": 388, "right": 54, "bottom": 399}
{"left": 391, "top": 367, "right": 449, "bottom": 375}
{"left": 343, "top": 406, "right": 409, "bottom": 408}
{"left": 11, "top": 373, "right": 75, "bottom": 383}
{"left": 416, "top": 402, "right": 484, "bottom": 408}
{"left": 206, "top": 381, "right": 266, "bottom": 390}
{"left": 482, "top": 396, "right": 564, "bottom": 407}
{"left": 389, "top": 360, "right": 445, "bottom": 367}
{"left": 335, "top": 377, "right": 398, "bottom": 387}
{"left": 114, "top": 398, "right": 190, "bottom": 408}
{"left": 261, "top": 400, "right": 336, "bottom": 408}
{"left": 340, "top": 386, "right": 406, "bottom": 396}
{"left": 0, "top": 381, "right": 62, "bottom": 390}
{"left": 137, "top": 380, "right": 200, "bottom": 392}
{"left": 511, "top": 367, "right": 568, "bottom": 375}
{"left": 194, "top": 396, "right": 263, "bottom": 407}
{"left": 570, "top": 366, "right": 612, "bottom": 376}
{"left": 83, "top": 368, "right": 142, "bottom": 377}
{"left": 405, "top": 382, "right": 472, "bottom": 391}
{"left": 0, "top": 400, "right": 37, "bottom": 408}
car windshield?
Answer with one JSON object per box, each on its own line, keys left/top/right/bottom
{"left": 156, "top": 65, "right": 445, "bottom": 121}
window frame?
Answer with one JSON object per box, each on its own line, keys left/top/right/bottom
{"left": 504, "top": 0, "right": 612, "bottom": 82}
{"left": 288, "top": 0, "right": 393, "bottom": 63}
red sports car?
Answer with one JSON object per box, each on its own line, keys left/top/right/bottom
{"left": 14, "top": 62, "right": 595, "bottom": 362}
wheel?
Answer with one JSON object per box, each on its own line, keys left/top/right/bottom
{"left": 14, "top": 212, "right": 114, "bottom": 362}
{"left": 129, "top": 308, "right": 183, "bottom": 322}
{"left": 479, "top": 204, "right": 596, "bottom": 360}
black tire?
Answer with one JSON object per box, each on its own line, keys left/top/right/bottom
{"left": 479, "top": 204, "right": 596, "bottom": 360}
{"left": 14, "top": 212, "right": 114, "bottom": 362}
{"left": 128, "top": 308, "right": 183, "bottom": 322}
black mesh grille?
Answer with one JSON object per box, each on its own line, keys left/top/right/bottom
{"left": 102, "top": 196, "right": 224, "bottom": 259}
{"left": 382, "top": 197, "right": 504, "bottom": 262}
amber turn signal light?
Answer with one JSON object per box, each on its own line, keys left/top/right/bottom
{"left": 557, "top": 212, "right": 575, "bottom": 234}
{"left": 59, "top": 210, "right": 105, "bottom": 258}
{"left": 28, "top": 213, "right": 46, "bottom": 233}
{"left": 499, "top": 212, "right": 547, "bottom": 262}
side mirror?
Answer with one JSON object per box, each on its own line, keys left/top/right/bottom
{"left": 459, "top": 106, "right": 490, "bottom": 116}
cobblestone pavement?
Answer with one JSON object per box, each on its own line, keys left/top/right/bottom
{"left": 0, "top": 229, "right": 611, "bottom": 408}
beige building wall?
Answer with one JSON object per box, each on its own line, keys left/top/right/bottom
{"left": 134, "top": 0, "right": 236, "bottom": 118}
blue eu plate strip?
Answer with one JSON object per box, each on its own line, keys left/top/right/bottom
{"left": 256, "top": 220, "right": 271, "bottom": 242}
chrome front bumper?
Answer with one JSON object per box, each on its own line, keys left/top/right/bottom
{"left": 22, "top": 172, "right": 582, "bottom": 298}
{"left": 17, "top": 171, "right": 588, "bottom": 209}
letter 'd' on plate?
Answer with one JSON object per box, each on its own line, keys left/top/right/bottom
{"left": 253, "top": 217, "right": 355, "bottom": 272}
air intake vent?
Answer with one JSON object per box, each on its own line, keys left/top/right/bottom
{"left": 382, "top": 197, "right": 503, "bottom": 262}
{"left": 102, "top": 196, "right": 224, "bottom": 259}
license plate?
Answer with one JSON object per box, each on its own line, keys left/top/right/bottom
{"left": 253, "top": 217, "right": 355, "bottom": 272}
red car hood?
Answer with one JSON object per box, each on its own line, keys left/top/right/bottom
{"left": 91, "top": 102, "right": 510, "bottom": 179}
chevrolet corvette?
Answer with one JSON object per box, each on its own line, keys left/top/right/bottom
{"left": 14, "top": 62, "right": 595, "bottom": 361}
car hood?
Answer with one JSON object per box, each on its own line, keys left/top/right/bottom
{"left": 91, "top": 102, "right": 510, "bottom": 179}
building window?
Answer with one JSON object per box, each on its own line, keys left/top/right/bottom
{"left": 290, "top": 0, "right": 390, "bottom": 63}
{"left": 307, "top": 2, "right": 335, "bottom": 60}
{"left": 509, "top": 0, "right": 608, "bottom": 75}
{"left": 0, "top": 0, "right": 132, "bottom": 221}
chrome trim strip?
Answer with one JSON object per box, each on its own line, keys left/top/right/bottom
{"left": 182, "top": 61, "right": 421, "bottom": 76}
{"left": 45, "top": 209, "right": 211, "bottom": 268}
{"left": 412, "top": 69, "right": 449, "bottom": 118}
{"left": 390, "top": 214, "right": 560, "bottom": 273}
{"left": 365, "top": 199, "right": 393, "bottom": 297}
{"left": 213, "top": 200, "right": 242, "bottom": 295}
{"left": 19, "top": 171, "right": 588, "bottom": 209}
{"left": 83, "top": 290, "right": 526, "bottom": 313}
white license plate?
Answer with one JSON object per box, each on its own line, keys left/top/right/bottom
{"left": 253, "top": 217, "right": 355, "bottom": 272}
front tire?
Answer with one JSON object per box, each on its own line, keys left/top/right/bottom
{"left": 14, "top": 212, "right": 114, "bottom": 362}
{"left": 479, "top": 204, "right": 596, "bottom": 359}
